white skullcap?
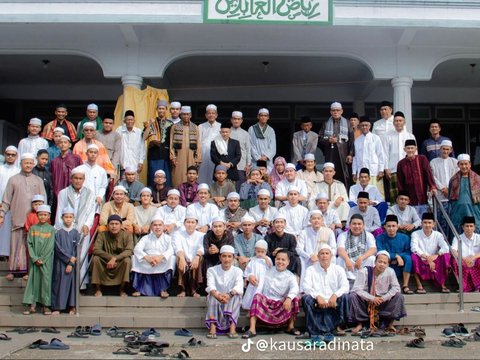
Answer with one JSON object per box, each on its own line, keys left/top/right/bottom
{"left": 458, "top": 153, "right": 471, "bottom": 162}
{"left": 273, "top": 214, "right": 287, "bottom": 222}
{"left": 206, "top": 104, "right": 217, "bottom": 111}
{"left": 257, "top": 189, "right": 271, "bottom": 197}
{"left": 113, "top": 185, "right": 128, "bottom": 194}
{"left": 5, "top": 145, "right": 17, "bottom": 153}
{"left": 323, "top": 162, "right": 335, "bottom": 170}
{"left": 304, "top": 153, "right": 315, "bottom": 161}
{"left": 59, "top": 135, "right": 71, "bottom": 142}
{"left": 20, "top": 153, "right": 35, "bottom": 161}
{"left": 83, "top": 121, "right": 96, "bottom": 129}
{"left": 181, "top": 106, "right": 191, "bottom": 113}
{"left": 155, "top": 169, "right": 166, "bottom": 177}
{"left": 36, "top": 205, "right": 51, "bottom": 213}
{"left": 167, "top": 189, "right": 180, "bottom": 197}
{"left": 240, "top": 214, "right": 255, "bottom": 224}
{"left": 71, "top": 166, "right": 86, "bottom": 175}
{"left": 440, "top": 140, "right": 453, "bottom": 148}
{"left": 87, "top": 103, "right": 98, "bottom": 111}
{"left": 287, "top": 185, "right": 300, "bottom": 194}
{"left": 139, "top": 187, "right": 152, "bottom": 195}
{"left": 226, "top": 192, "right": 240, "bottom": 200}
{"left": 29, "top": 117, "right": 42, "bottom": 126}
{"left": 184, "top": 209, "right": 198, "bottom": 221}
{"left": 124, "top": 166, "right": 136, "bottom": 173}
{"left": 309, "top": 210, "right": 323, "bottom": 218}
{"left": 376, "top": 250, "right": 390, "bottom": 259}
{"left": 315, "top": 192, "right": 329, "bottom": 200}
{"left": 170, "top": 101, "right": 181, "bottom": 108}
{"left": 31, "top": 194, "right": 45, "bottom": 203}
{"left": 151, "top": 214, "right": 164, "bottom": 223}
{"left": 231, "top": 111, "right": 243, "bottom": 118}
{"left": 62, "top": 206, "right": 75, "bottom": 215}
{"left": 53, "top": 127, "right": 65, "bottom": 134}
{"left": 198, "top": 183, "right": 209, "bottom": 191}
{"left": 258, "top": 108, "right": 269, "bottom": 115}
{"left": 285, "top": 163, "right": 296, "bottom": 170}
{"left": 318, "top": 243, "right": 332, "bottom": 252}
{"left": 212, "top": 216, "right": 225, "bottom": 224}
{"left": 330, "top": 102, "right": 342, "bottom": 109}
{"left": 254, "top": 240, "right": 268, "bottom": 250}
{"left": 87, "top": 143, "right": 99, "bottom": 151}
{"left": 220, "top": 245, "right": 235, "bottom": 254}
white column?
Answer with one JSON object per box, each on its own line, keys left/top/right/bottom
{"left": 391, "top": 76, "right": 413, "bottom": 132}
{"left": 121, "top": 75, "right": 143, "bottom": 89}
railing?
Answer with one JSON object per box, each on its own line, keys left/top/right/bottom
{"left": 431, "top": 192, "right": 464, "bottom": 312}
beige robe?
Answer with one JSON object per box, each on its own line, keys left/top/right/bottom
{"left": 169, "top": 123, "right": 201, "bottom": 187}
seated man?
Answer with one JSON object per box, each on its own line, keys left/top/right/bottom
{"left": 316, "top": 162, "right": 350, "bottom": 223}
{"left": 302, "top": 244, "right": 350, "bottom": 339}
{"left": 349, "top": 168, "right": 388, "bottom": 222}
{"left": 186, "top": 183, "right": 220, "bottom": 233}
{"left": 296, "top": 153, "right": 324, "bottom": 210}
{"left": 134, "top": 188, "right": 158, "bottom": 239}
{"left": 411, "top": 212, "right": 451, "bottom": 293}
{"left": 347, "top": 192, "right": 382, "bottom": 237}
{"left": 178, "top": 165, "right": 200, "bottom": 207}
{"left": 119, "top": 166, "right": 145, "bottom": 204}
{"left": 131, "top": 215, "right": 175, "bottom": 298}
{"left": 234, "top": 214, "right": 264, "bottom": 270}
{"left": 91, "top": 215, "right": 133, "bottom": 297}
{"left": 150, "top": 169, "right": 172, "bottom": 208}
{"left": 387, "top": 191, "right": 421, "bottom": 235}
{"left": 275, "top": 163, "right": 308, "bottom": 204}
{"left": 349, "top": 250, "right": 407, "bottom": 334}
{"left": 203, "top": 217, "right": 235, "bottom": 273}
{"left": 337, "top": 214, "right": 377, "bottom": 282}
{"left": 242, "top": 250, "right": 300, "bottom": 339}
{"left": 205, "top": 245, "right": 243, "bottom": 339}
{"left": 220, "top": 192, "right": 247, "bottom": 235}
{"left": 376, "top": 214, "right": 414, "bottom": 295}
{"left": 99, "top": 185, "right": 135, "bottom": 233}
{"left": 278, "top": 185, "right": 309, "bottom": 237}
{"left": 155, "top": 189, "right": 186, "bottom": 235}
{"left": 239, "top": 167, "right": 272, "bottom": 210}
{"left": 314, "top": 192, "right": 343, "bottom": 235}
{"left": 209, "top": 165, "right": 236, "bottom": 209}
{"left": 451, "top": 216, "right": 480, "bottom": 292}
{"left": 249, "top": 189, "right": 278, "bottom": 236}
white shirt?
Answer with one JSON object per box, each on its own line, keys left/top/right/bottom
{"left": 132, "top": 232, "right": 176, "bottom": 274}
{"left": 319, "top": 208, "right": 341, "bottom": 227}
{"left": 452, "top": 233, "right": 480, "bottom": 258}
{"left": 0, "top": 164, "right": 20, "bottom": 199}
{"left": 337, "top": 231, "right": 377, "bottom": 255}
{"left": 173, "top": 229, "right": 205, "bottom": 262}
{"left": 16, "top": 135, "right": 49, "bottom": 167}
{"left": 387, "top": 205, "right": 421, "bottom": 227}
{"left": 261, "top": 267, "right": 299, "bottom": 301}
{"left": 206, "top": 264, "right": 244, "bottom": 295}
{"left": 230, "top": 126, "right": 251, "bottom": 171}
{"left": 155, "top": 204, "right": 186, "bottom": 229}
{"left": 54, "top": 186, "right": 95, "bottom": 231}
{"left": 249, "top": 205, "right": 278, "bottom": 236}
{"left": 353, "top": 132, "right": 386, "bottom": 176}
{"left": 278, "top": 203, "right": 309, "bottom": 236}
{"left": 383, "top": 129, "right": 416, "bottom": 172}
{"left": 116, "top": 125, "right": 146, "bottom": 169}
{"left": 349, "top": 184, "right": 384, "bottom": 204}
{"left": 275, "top": 178, "right": 308, "bottom": 200}
{"left": 372, "top": 116, "right": 394, "bottom": 138}
{"left": 76, "top": 162, "right": 108, "bottom": 201}
{"left": 198, "top": 121, "right": 221, "bottom": 184}
{"left": 186, "top": 202, "right": 219, "bottom": 229}
{"left": 430, "top": 157, "right": 458, "bottom": 201}
{"left": 297, "top": 226, "right": 337, "bottom": 262}
{"left": 248, "top": 123, "right": 276, "bottom": 172}
{"left": 347, "top": 206, "right": 381, "bottom": 233}
{"left": 302, "top": 262, "right": 349, "bottom": 301}
{"left": 411, "top": 229, "right": 449, "bottom": 256}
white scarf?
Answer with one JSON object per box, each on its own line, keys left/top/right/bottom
{"left": 214, "top": 136, "right": 228, "bottom": 156}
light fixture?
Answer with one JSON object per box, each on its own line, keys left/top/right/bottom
{"left": 262, "top": 61, "right": 269, "bottom": 73}
{"left": 42, "top": 59, "right": 50, "bottom": 69}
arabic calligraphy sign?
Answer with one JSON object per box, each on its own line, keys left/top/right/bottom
{"left": 204, "top": 0, "right": 332, "bottom": 25}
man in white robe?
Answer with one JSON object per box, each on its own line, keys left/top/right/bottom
{"left": 16, "top": 118, "right": 49, "bottom": 167}
{"left": 314, "top": 192, "right": 343, "bottom": 234}
{"left": 249, "top": 189, "right": 278, "bottom": 236}
{"left": 198, "top": 104, "right": 221, "bottom": 184}
{"left": 186, "top": 183, "right": 219, "bottom": 233}
{"left": 155, "top": 189, "right": 186, "bottom": 235}
{"left": 278, "top": 186, "right": 309, "bottom": 237}
{"left": 116, "top": 110, "right": 146, "bottom": 174}
{"left": 230, "top": 111, "right": 251, "bottom": 190}
{"left": 275, "top": 163, "right": 308, "bottom": 203}
{"left": 316, "top": 162, "right": 350, "bottom": 222}
{"left": 372, "top": 100, "right": 394, "bottom": 138}
{"left": 168, "top": 101, "right": 182, "bottom": 125}
{"left": 296, "top": 153, "right": 324, "bottom": 210}
{"left": 248, "top": 108, "right": 276, "bottom": 172}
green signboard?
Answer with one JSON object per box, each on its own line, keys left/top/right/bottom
{"left": 204, "top": 0, "right": 332, "bottom": 25}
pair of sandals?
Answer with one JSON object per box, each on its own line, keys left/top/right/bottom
{"left": 406, "top": 337, "right": 425, "bottom": 348}
{"left": 206, "top": 332, "right": 237, "bottom": 339}
{"left": 441, "top": 337, "right": 467, "bottom": 348}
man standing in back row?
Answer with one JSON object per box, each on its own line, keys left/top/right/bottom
{"left": 249, "top": 108, "right": 276, "bottom": 173}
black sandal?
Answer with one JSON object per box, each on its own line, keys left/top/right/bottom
{"left": 406, "top": 337, "right": 425, "bottom": 348}
{"left": 284, "top": 328, "right": 301, "bottom": 336}
{"left": 402, "top": 286, "right": 414, "bottom": 295}
{"left": 242, "top": 330, "right": 257, "bottom": 339}
{"left": 112, "top": 347, "right": 138, "bottom": 355}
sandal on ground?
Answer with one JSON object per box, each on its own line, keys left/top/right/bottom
{"left": 43, "top": 308, "right": 52, "bottom": 315}
{"left": 402, "top": 286, "right": 414, "bottom": 295}
{"left": 441, "top": 338, "right": 465, "bottom": 348}
{"left": 112, "top": 347, "right": 138, "bottom": 355}
{"left": 333, "top": 329, "right": 347, "bottom": 337}
{"left": 23, "top": 307, "right": 36, "bottom": 315}
{"left": 471, "top": 306, "right": 480, "bottom": 312}
{"left": 452, "top": 323, "right": 469, "bottom": 336}
{"left": 284, "top": 327, "right": 301, "bottom": 336}
{"left": 144, "top": 348, "right": 166, "bottom": 357}
{"left": 295, "top": 332, "right": 310, "bottom": 339}
{"left": 414, "top": 327, "right": 426, "bottom": 337}
{"left": 396, "top": 326, "right": 410, "bottom": 335}
{"left": 360, "top": 330, "right": 372, "bottom": 339}
{"left": 169, "top": 350, "right": 190, "bottom": 359}
{"left": 67, "top": 331, "right": 89, "bottom": 338}
{"left": 242, "top": 331, "right": 257, "bottom": 339}
{"left": 206, "top": 332, "right": 217, "bottom": 339}
{"left": 228, "top": 332, "right": 239, "bottom": 339}
{"left": 351, "top": 328, "right": 366, "bottom": 336}
{"left": 29, "top": 339, "right": 48, "bottom": 349}
{"left": 406, "top": 337, "right": 425, "bottom": 348}
{"left": 182, "top": 337, "right": 207, "bottom": 347}
{"left": 415, "top": 288, "right": 427, "bottom": 294}
{"left": 0, "top": 333, "right": 12, "bottom": 341}
{"left": 441, "top": 287, "right": 451, "bottom": 293}
{"left": 465, "top": 332, "right": 480, "bottom": 342}
{"left": 41, "top": 327, "right": 60, "bottom": 334}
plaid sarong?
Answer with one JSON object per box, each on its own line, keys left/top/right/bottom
{"left": 451, "top": 258, "right": 480, "bottom": 292}
{"left": 205, "top": 294, "right": 242, "bottom": 334}
{"left": 412, "top": 253, "right": 451, "bottom": 288}
{"left": 249, "top": 293, "right": 300, "bottom": 327}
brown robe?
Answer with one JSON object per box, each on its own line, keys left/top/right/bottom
{"left": 169, "top": 122, "right": 201, "bottom": 187}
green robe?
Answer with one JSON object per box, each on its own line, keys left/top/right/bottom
{"left": 22, "top": 223, "right": 55, "bottom": 306}
{"left": 77, "top": 116, "right": 103, "bottom": 139}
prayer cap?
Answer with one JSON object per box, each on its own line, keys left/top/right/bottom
{"left": 309, "top": 210, "right": 323, "bottom": 218}
{"left": 287, "top": 185, "right": 300, "bottom": 194}
{"left": 155, "top": 169, "right": 166, "bottom": 177}
{"left": 462, "top": 216, "right": 475, "bottom": 225}
{"left": 206, "top": 104, "right": 217, "bottom": 111}
{"left": 385, "top": 214, "right": 398, "bottom": 223}
{"left": 241, "top": 214, "right": 255, "bottom": 224}
{"left": 304, "top": 153, "right": 315, "bottom": 161}
{"left": 181, "top": 106, "right": 191, "bottom": 114}
{"left": 285, "top": 163, "right": 296, "bottom": 170}
{"left": 215, "top": 164, "right": 228, "bottom": 172}
{"left": 103, "top": 113, "right": 114, "bottom": 120}
{"left": 124, "top": 166, "right": 136, "bottom": 173}
{"left": 53, "top": 127, "right": 65, "bottom": 134}
{"left": 140, "top": 187, "right": 152, "bottom": 195}
{"left": 71, "top": 166, "right": 86, "bottom": 175}
{"left": 357, "top": 191, "right": 369, "bottom": 200}
{"left": 212, "top": 216, "right": 225, "bottom": 224}
{"left": 31, "top": 194, "right": 45, "bottom": 203}
{"left": 323, "top": 162, "right": 335, "bottom": 170}
{"left": 198, "top": 183, "right": 209, "bottom": 191}
{"left": 349, "top": 112, "right": 359, "bottom": 119}
{"left": 220, "top": 245, "right": 235, "bottom": 254}
{"left": 167, "top": 189, "right": 180, "bottom": 197}
{"left": 184, "top": 209, "right": 198, "bottom": 221}
{"left": 458, "top": 153, "right": 471, "bottom": 162}
{"left": 397, "top": 190, "right": 410, "bottom": 198}
{"left": 170, "top": 101, "right": 181, "bottom": 108}
{"left": 330, "top": 102, "right": 342, "bottom": 109}
{"left": 315, "top": 192, "right": 329, "bottom": 200}
{"left": 151, "top": 214, "right": 164, "bottom": 223}
{"left": 380, "top": 101, "right": 393, "bottom": 108}
{"left": 404, "top": 139, "right": 416, "bottom": 147}
{"left": 227, "top": 192, "right": 240, "bottom": 200}
{"left": 219, "top": 121, "right": 229, "bottom": 129}
{"left": 257, "top": 189, "right": 271, "bottom": 197}
{"left": 124, "top": 110, "right": 135, "bottom": 117}
{"left": 255, "top": 240, "right": 268, "bottom": 250}
{"left": 350, "top": 213, "right": 364, "bottom": 223}
{"left": 83, "top": 121, "right": 96, "bottom": 129}
{"left": 318, "top": 243, "right": 332, "bottom": 252}
{"left": 258, "top": 108, "right": 269, "bottom": 115}
{"left": 107, "top": 214, "right": 122, "bottom": 223}
{"left": 394, "top": 111, "right": 405, "bottom": 118}
{"left": 157, "top": 99, "right": 168, "bottom": 107}
{"left": 300, "top": 116, "right": 312, "bottom": 123}
{"left": 87, "top": 143, "right": 99, "bottom": 151}
{"left": 440, "top": 140, "right": 453, "bottom": 148}
{"left": 62, "top": 206, "right": 75, "bottom": 215}
{"left": 29, "top": 117, "right": 42, "bottom": 126}
{"left": 359, "top": 168, "right": 370, "bottom": 176}
{"left": 87, "top": 103, "right": 98, "bottom": 111}
{"left": 421, "top": 212, "right": 435, "bottom": 221}
{"left": 113, "top": 185, "right": 128, "bottom": 194}
{"left": 231, "top": 111, "right": 243, "bottom": 118}
{"left": 359, "top": 115, "right": 370, "bottom": 124}
{"left": 376, "top": 250, "right": 390, "bottom": 259}
{"left": 5, "top": 145, "right": 17, "bottom": 153}
{"left": 256, "top": 160, "right": 267, "bottom": 168}
{"left": 37, "top": 205, "right": 51, "bottom": 213}
{"left": 20, "top": 153, "right": 35, "bottom": 161}
{"left": 273, "top": 214, "right": 287, "bottom": 222}
{"left": 60, "top": 135, "right": 71, "bottom": 142}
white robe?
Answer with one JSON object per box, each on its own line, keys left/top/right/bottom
{"left": 155, "top": 204, "right": 186, "bottom": 231}
{"left": 249, "top": 205, "right": 278, "bottom": 236}
{"left": 0, "top": 164, "right": 20, "bottom": 256}
{"left": 275, "top": 178, "right": 308, "bottom": 201}
{"left": 411, "top": 229, "right": 449, "bottom": 256}
{"left": 241, "top": 256, "right": 270, "bottom": 309}
{"left": 372, "top": 116, "right": 394, "bottom": 138}
{"left": 278, "top": 203, "right": 309, "bottom": 236}
{"left": 172, "top": 229, "right": 205, "bottom": 262}
{"left": 248, "top": 124, "right": 276, "bottom": 172}
{"left": 430, "top": 157, "right": 458, "bottom": 202}
{"left": 186, "top": 202, "right": 219, "bottom": 229}
{"left": 348, "top": 184, "right": 384, "bottom": 204}
{"left": 262, "top": 267, "right": 299, "bottom": 301}
{"left": 302, "top": 262, "right": 349, "bottom": 302}
{"left": 16, "top": 135, "right": 49, "bottom": 167}
{"left": 132, "top": 232, "right": 176, "bottom": 274}
{"left": 296, "top": 170, "right": 324, "bottom": 209}
{"left": 76, "top": 162, "right": 108, "bottom": 212}
{"left": 116, "top": 125, "right": 146, "bottom": 170}
{"left": 353, "top": 132, "right": 386, "bottom": 176}
{"left": 198, "top": 121, "right": 221, "bottom": 184}
{"left": 452, "top": 233, "right": 480, "bottom": 258}
{"left": 206, "top": 264, "right": 244, "bottom": 295}
{"left": 230, "top": 127, "right": 251, "bottom": 171}
{"left": 383, "top": 129, "right": 416, "bottom": 172}
{"left": 315, "top": 180, "right": 350, "bottom": 222}
{"left": 387, "top": 205, "right": 421, "bottom": 227}
{"left": 336, "top": 231, "right": 377, "bottom": 280}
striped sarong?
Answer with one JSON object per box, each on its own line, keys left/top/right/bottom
{"left": 205, "top": 294, "right": 242, "bottom": 334}
{"left": 452, "top": 258, "right": 480, "bottom": 292}
{"left": 250, "top": 293, "right": 300, "bottom": 327}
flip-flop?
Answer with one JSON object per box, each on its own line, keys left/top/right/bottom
{"left": 112, "top": 347, "right": 138, "bottom": 355}
{"left": 67, "top": 331, "right": 89, "bottom": 338}
{"left": 142, "top": 328, "right": 160, "bottom": 337}
{"left": 206, "top": 332, "right": 217, "bottom": 339}
{"left": 360, "top": 330, "right": 372, "bottom": 339}
{"left": 295, "top": 332, "right": 310, "bottom": 339}
{"left": 402, "top": 286, "right": 414, "bottom": 295}
{"left": 18, "top": 327, "right": 39, "bottom": 334}
{"left": 241, "top": 331, "right": 256, "bottom": 339}
{"left": 144, "top": 348, "right": 166, "bottom": 357}
{"left": 415, "top": 288, "right": 427, "bottom": 294}
{"left": 39, "top": 338, "right": 70, "bottom": 350}
{"left": 333, "top": 329, "right": 346, "bottom": 337}
{"left": 228, "top": 332, "right": 239, "bottom": 339}
{"left": 284, "top": 328, "right": 301, "bottom": 336}
{"left": 453, "top": 323, "right": 469, "bottom": 336}
{"left": 406, "top": 337, "right": 425, "bottom": 348}
{"left": 29, "top": 339, "right": 48, "bottom": 349}
{"left": 174, "top": 328, "right": 193, "bottom": 337}
{"left": 471, "top": 306, "right": 480, "bottom": 312}
{"left": 441, "top": 288, "right": 451, "bottom": 293}
{"left": 41, "top": 327, "right": 60, "bottom": 334}
{"left": 465, "top": 332, "right": 480, "bottom": 342}
{"left": 0, "top": 333, "right": 12, "bottom": 341}
{"left": 90, "top": 324, "right": 102, "bottom": 336}
{"left": 441, "top": 338, "right": 464, "bottom": 348}
{"left": 169, "top": 350, "right": 190, "bottom": 359}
